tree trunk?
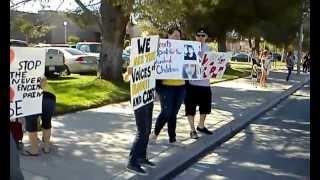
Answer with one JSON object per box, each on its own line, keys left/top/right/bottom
{"left": 254, "top": 37, "right": 260, "bottom": 52}
{"left": 248, "top": 36, "right": 252, "bottom": 49}
{"left": 99, "top": 2, "right": 130, "bottom": 82}
{"left": 217, "top": 33, "right": 227, "bottom": 52}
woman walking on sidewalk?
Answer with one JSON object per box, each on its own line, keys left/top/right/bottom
{"left": 286, "top": 51, "right": 295, "bottom": 81}
{"left": 185, "top": 28, "right": 213, "bottom": 139}
{"left": 124, "top": 67, "right": 156, "bottom": 175}
{"left": 150, "top": 25, "right": 186, "bottom": 144}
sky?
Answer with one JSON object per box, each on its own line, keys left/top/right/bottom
{"left": 13, "top": 0, "right": 95, "bottom": 13}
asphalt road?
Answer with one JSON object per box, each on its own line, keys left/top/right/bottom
{"left": 175, "top": 83, "right": 310, "bottom": 180}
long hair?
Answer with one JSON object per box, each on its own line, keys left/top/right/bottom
{"left": 166, "top": 25, "right": 182, "bottom": 38}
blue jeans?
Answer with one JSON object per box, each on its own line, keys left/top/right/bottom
{"left": 128, "top": 102, "right": 154, "bottom": 165}
{"left": 154, "top": 85, "right": 186, "bottom": 142}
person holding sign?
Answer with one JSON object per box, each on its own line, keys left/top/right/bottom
{"left": 22, "top": 77, "right": 56, "bottom": 156}
{"left": 150, "top": 26, "right": 186, "bottom": 144}
{"left": 124, "top": 35, "right": 158, "bottom": 175}
{"left": 124, "top": 67, "right": 156, "bottom": 175}
{"left": 185, "top": 28, "right": 213, "bottom": 139}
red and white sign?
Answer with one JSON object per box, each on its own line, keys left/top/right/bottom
{"left": 201, "top": 52, "right": 231, "bottom": 79}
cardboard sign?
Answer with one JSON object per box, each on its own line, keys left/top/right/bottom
{"left": 10, "top": 47, "right": 46, "bottom": 119}
{"left": 201, "top": 52, "right": 231, "bottom": 79}
{"left": 130, "top": 36, "right": 159, "bottom": 110}
{"left": 155, "top": 39, "right": 202, "bottom": 80}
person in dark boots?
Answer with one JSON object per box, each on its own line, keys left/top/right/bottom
{"left": 124, "top": 67, "right": 155, "bottom": 175}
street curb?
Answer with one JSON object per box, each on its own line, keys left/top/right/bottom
{"left": 129, "top": 77, "right": 310, "bottom": 180}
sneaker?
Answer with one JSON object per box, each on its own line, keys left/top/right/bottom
{"left": 190, "top": 131, "right": 199, "bottom": 139}
{"left": 149, "top": 132, "right": 158, "bottom": 144}
{"left": 126, "top": 164, "right": 147, "bottom": 176}
{"left": 138, "top": 158, "right": 156, "bottom": 168}
{"left": 197, "top": 126, "right": 213, "bottom": 135}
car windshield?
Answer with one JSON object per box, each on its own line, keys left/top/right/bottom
{"left": 89, "top": 44, "right": 101, "bottom": 53}
{"left": 64, "top": 48, "right": 85, "bottom": 55}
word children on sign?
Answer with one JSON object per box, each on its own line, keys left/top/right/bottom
{"left": 10, "top": 47, "right": 46, "bottom": 119}
{"left": 156, "top": 39, "right": 202, "bottom": 80}
{"left": 201, "top": 52, "right": 231, "bottom": 79}
{"left": 130, "top": 36, "right": 159, "bottom": 110}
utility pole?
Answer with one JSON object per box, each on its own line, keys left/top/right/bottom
{"left": 297, "top": 0, "right": 306, "bottom": 74}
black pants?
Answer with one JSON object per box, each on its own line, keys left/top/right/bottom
{"left": 128, "top": 102, "right": 154, "bottom": 165}
{"left": 25, "top": 92, "right": 56, "bottom": 132}
{"left": 286, "top": 67, "right": 293, "bottom": 81}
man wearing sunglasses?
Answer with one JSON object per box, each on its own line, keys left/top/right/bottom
{"left": 184, "top": 28, "right": 213, "bottom": 139}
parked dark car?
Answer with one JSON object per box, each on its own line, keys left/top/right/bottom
{"left": 272, "top": 53, "right": 282, "bottom": 61}
{"left": 231, "top": 53, "right": 250, "bottom": 62}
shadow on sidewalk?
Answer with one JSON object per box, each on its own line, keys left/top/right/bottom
{"left": 176, "top": 93, "right": 310, "bottom": 180}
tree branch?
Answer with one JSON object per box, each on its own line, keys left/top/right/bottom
{"left": 10, "top": 0, "right": 33, "bottom": 9}
{"left": 74, "top": 0, "right": 103, "bottom": 31}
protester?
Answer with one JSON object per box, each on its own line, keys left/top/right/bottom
{"left": 286, "top": 51, "right": 295, "bottom": 81}
{"left": 259, "top": 50, "right": 269, "bottom": 87}
{"left": 150, "top": 25, "right": 186, "bottom": 144}
{"left": 264, "top": 52, "right": 273, "bottom": 81}
{"left": 22, "top": 77, "right": 56, "bottom": 156}
{"left": 303, "top": 52, "right": 310, "bottom": 73}
{"left": 184, "top": 28, "right": 212, "bottom": 139}
{"left": 123, "top": 66, "right": 155, "bottom": 175}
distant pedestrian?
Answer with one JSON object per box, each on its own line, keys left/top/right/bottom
{"left": 184, "top": 28, "right": 213, "bottom": 139}
{"left": 286, "top": 51, "right": 295, "bottom": 81}
{"left": 150, "top": 25, "right": 186, "bottom": 144}
{"left": 124, "top": 66, "right": 156, "bottom": 175}
{"left": 303, "top": 52, "right": 310, "bottom": 73}
{"left": 259, "top": 50, "right": 269, "bottom": 87}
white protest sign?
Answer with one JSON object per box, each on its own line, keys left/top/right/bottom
{"left": 130, "top": 36, "right": 159, "bottom": 110}
{"left": 10, "top": 47, "right": 46, "bottom": 119}
{"left": 201, "top": 52, "right": 231, "bottom": 79}
{"left": 156, "top": 39, "right": 202, "bottom": 80}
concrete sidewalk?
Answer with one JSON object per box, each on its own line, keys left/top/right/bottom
{"left": 20, "top": 70, "right": 309, "bottom": 180}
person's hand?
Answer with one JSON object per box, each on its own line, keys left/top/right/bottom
{"left": 123, "top": 66, "right": 133, "bottom": 82}
{"left": 127, "top": 66, "right": 133, "bottom": 75}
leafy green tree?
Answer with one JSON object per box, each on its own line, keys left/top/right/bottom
{"left": 68, "top": 35, "right": 80, "bottom": 44}
{"left": 11, "top": 14, "right": 54, "bottom": 43}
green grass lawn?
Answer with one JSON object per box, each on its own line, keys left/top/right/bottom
{"left": 48, "top": 62, "right": 260, "bottom": 115}
{"left": 47, "top": 75, "right": 130, "bottom": 115}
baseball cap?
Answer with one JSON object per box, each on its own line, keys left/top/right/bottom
{"left": 196, "top": 28, "right": 208, "bottom": 36}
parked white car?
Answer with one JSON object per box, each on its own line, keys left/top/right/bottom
{"left": 75, "top": 42, "right": 101, "bottom": 61}
{"left": 47, "top": 47, "right": 98, "bottom": 74}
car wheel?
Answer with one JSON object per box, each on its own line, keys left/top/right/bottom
{"left": 60, "top": 65, "right": 71, "bottom": 76}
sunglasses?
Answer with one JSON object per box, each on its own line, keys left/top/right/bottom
{"left": 196, "top": 34, "right": 206, "bottom": 37}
